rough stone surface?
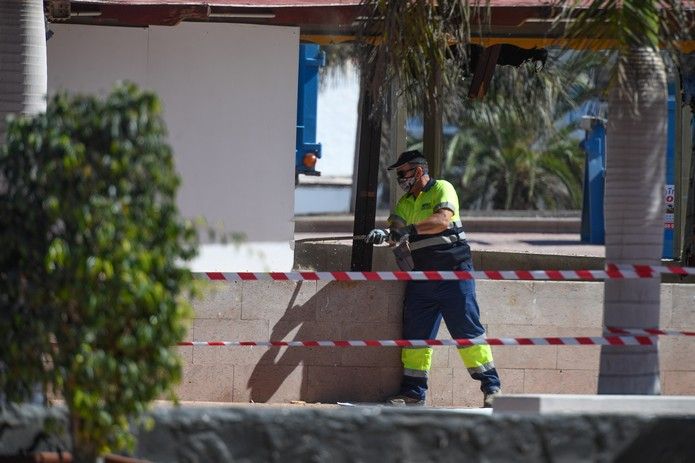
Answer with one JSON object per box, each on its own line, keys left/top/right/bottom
{"left": 3, "top": 405, "right": 695, "bottom": 462}
{"left": 0, "top": 405, "right": 70, "bottom": 455}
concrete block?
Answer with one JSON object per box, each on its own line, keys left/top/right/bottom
{"left": 191, "top": 343, "right": 268, "bottom": 367}
{"left": 493, "top": 394, "right": 695, "bottom": 415}
{"left": 339, "top": 322, "right": 402, "bottom": 367}
{"left": 193, "top": 318, "right": 269, "bottom": 342}
{"left": 452, "top": 368, "right": 486, "bottom": 408}
{"left": 430, "top": 347, "right": 451, "bottom": 368}
{"left": 428, "top": 367, "right": 454, "bottom": 406}
{"left": 268, "top": 320, "right": 342, "bottom": 366}
{"left": 495, "top": 368, "right": 525, "bottom": 394}
{"left": 233, "top": 364, "right": 306, "bottom": 403}
{"left": 489, "top": 345, "right": 557, "bottom": 370}
{"left": 486, "top": 324, "right": 559, "bottom": 370}
{"left": 555, "top": 327, "right": 601, "bottom": 371}
{"left": 659, "top": 284, "right": 673, "bottom": 328}
{"left": 524, "top": 369, "right": 597, "bottom": 394}
{"left": 531, "top": 281, "right": 603, "bottom": 327}
{"left": 338, "top": 320, "right": 402, "bottom": 340}
{"left": 377, "top": 281, "right": 405, "bottom": 323}
{"left": 662, "top": 371, "right": 695, "bottom": 395}
{"left": 339, "top": 347, "right": 401, "bottom": 367}
{"left": 659, "top": 337, "right": 695, "bottom": 371}
{"left": 426, "top": 324, "right": 451, "bottom": 368}
{"left": 177, "top": 363, "right": 235, "bottom": 402}
{"left": 477, "top": 281, "right": 537, "bottom": 325}
{"left": 305, "top": 366, "right": 396, "bottom": 403}
{"left": 241, "top": 280, "right": 317, "bottom": 322}
{"left": 191, "top": 319, "right": 269, "bottom": 367}
{"left": 315, "top": 281, "right": 387, "bottom": 322}
{"left": 556, "top": 346, "right": 600, "bottom": 371}
{"left": 669, "top": 284, "right": 695, "bottom": 329}
{"left": 386, "top": 300, "right": 404, "bottom": 323}
{"left": 192, "top": 281, "right": 242, "bottom": 319}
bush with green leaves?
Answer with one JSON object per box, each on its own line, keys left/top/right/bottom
{"left": 0, "top": 83, "right": 197, "bottom": 460}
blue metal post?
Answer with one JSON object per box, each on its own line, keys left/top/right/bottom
{"left": 663, "top": 84, "right": 676, "bottom": 258}
{"left": 580, "top": 118, "right": 606, "bottom": 244}
{"left": 296, "top": 44, "right": 324, "bottom": 176}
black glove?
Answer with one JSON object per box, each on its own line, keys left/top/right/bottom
{"left": 389, "top": 224, "right": 417, "bottom": 242}
{"left": 365, "top": 228, "right": 389, "bottom": 245}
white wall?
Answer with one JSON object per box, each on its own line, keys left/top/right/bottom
{"left": 315, "top": 62, "right": 359, "bottom": 178}
{"left": 47, "top": 23, "right": 299, "bottom": 271}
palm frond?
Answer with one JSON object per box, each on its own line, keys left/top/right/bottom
{"left": 358, "top": 1, "right": 484, "bottom": 112}
{"left": 554, "top": 0, "right": 690, "bottom": 103}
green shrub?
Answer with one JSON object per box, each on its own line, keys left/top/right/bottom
{"left": 0, "top": 83, "right": 197, "bottom": 460}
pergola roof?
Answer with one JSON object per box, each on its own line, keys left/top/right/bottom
{"left": 57, "top": 1, "right": 695, "bottom": 48}
{"left": 58, "top": 1, "right": 567, "bottom": 39}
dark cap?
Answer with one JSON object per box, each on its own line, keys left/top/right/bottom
{"left": 387, "top": 149, "right": 427, "bottom": 170}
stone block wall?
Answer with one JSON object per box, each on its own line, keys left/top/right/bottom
{"left": 177, "top": 279, "right": 695, "bottom": 407}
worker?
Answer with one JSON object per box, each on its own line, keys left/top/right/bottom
{"left": 365, "top": 149, "right": 501, "bottom": 407}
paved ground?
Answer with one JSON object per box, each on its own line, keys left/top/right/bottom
{"left": 295, "top": 212, "right": 605, "bottom": 258}
{"left": 445, "top": 231, "right": 602, "bottom": 257}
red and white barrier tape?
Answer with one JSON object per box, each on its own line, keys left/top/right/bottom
{"left": 606, "top": 327, "right": 695, "bottom": 337}
{"left": 196, "top": 264, "right": 695, "bottom": 282}
{"left": 178, "top": 335, "right": 658, "bottom": 347}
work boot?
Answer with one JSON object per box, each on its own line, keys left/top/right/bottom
{"left": 483, "top": 388, "right": 501, "bottom": 408}
{"left": 386, "top": 394, "right": 425, "bottom": 406}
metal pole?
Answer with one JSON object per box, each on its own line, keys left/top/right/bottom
{"left": 350, "top": 58, "right": 383, "bottom": 271}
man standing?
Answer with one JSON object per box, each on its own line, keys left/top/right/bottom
{"left": 365, "top": 150, "right": 501, "bottom": 407}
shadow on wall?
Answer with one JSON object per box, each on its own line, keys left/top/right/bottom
{"left": 245, "top": 281, "right": 404, "bottom": 403}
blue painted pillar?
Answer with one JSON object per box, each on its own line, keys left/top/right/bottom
{"left": 662, "top": 84, "right": 676, "bottom": 258}
{"left": 580, "top": 117, "right": 606, "bottom": 244}
{"left": 296, "top": 44, "right": 324, "bottom": 177}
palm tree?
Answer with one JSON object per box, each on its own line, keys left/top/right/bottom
{"left": 558, "top": 0, "right": 688, "bottom": 394}
{"left": 358, "top": 0, "right": 690, "bottom": 394}
{"left": 0, "top": 0, "right": 47, "bottom": 145}
{"left": 358, "top": 0, "right": 476, "bottom": 172}
{"left": 443, "top": 50, "right": 602, "bottom": 209}
{"left": 450, "top": 122, "right": 585, "bottom": 209}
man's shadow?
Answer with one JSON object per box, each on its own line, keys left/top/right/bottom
{"left": 246, "top": 282, "right": 316, "bottom": 402}
{"left": 246, "top": 281, "right": 402, "bottom": 403}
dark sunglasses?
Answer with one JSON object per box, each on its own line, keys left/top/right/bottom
{"left": 396, "top": 167, "right": 417, "bottom": 179}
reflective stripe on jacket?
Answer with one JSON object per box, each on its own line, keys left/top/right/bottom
{"left": 389, "top": 178, "right": 468, "bottom": 270}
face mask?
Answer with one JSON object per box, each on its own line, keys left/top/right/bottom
{"left": 398, "top": 175, "right": 417, "bottom": 192}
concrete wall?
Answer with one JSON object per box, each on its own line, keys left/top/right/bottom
{"left": 4, "top": 404, "right": 695, "bottom": 462}
{"left": 178, "top": 279, "right": 695, "bottom": 407}
{"left": 47, "top": 23, "right": 299, "bottom": 271}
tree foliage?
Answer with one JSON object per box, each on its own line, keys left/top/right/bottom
{"left": 439, "top": 50, "right": 605, "bottom": 209}
{"left": 0, "top": 83, "right": 197, "bottom": 460}
{"left": 555, "top": 0, "right": 687, "bottom": 108}
{"left": 358, "top": 0, "right": 478, "bottom": 110}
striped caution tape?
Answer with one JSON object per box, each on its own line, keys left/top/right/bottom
{"left": 178, "top": 335, "right": 659, "bottom": 348}
{"left": 196, "top": 264, "right": 695, "bottom": 282}
{"left": 606, "top": 327, "right": 695, "bottom": 337}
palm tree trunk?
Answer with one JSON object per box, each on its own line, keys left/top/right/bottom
{"left": 599, "top": 46, "right": 666, "bottom": 394}
{"left": 0, "top": 0, "right": 47, "bottom": 143}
